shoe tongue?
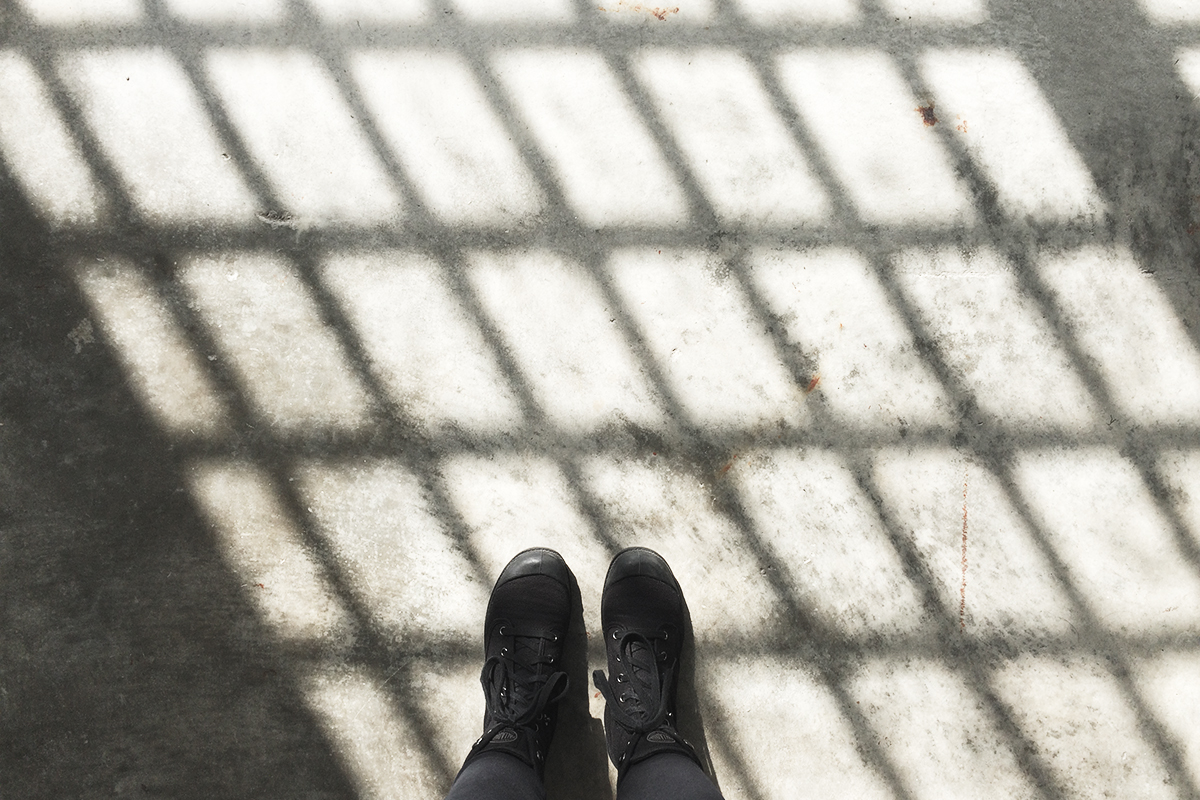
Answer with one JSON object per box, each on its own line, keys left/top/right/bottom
{"left": 622, "top": 636, "right": 661, "bottom": 719}
{"left": 512, "top": 636, "right": 544, "bottom": 677}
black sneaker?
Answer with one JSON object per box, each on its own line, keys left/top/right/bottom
{"left": 593, "top": 547, "right": 703, "bottom": 781}
{"left": 461, "top": 548, "right": 575, "bottom": 778}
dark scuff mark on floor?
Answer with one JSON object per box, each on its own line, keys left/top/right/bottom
{"left": 960, "top": 464, "right": 969, "bottom": 632}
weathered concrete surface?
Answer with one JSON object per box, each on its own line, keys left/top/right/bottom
{"left": 3, "top": 0, "right": 1200, "bottom": 798}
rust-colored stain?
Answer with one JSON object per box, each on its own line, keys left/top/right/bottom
{"left": 598, "top": 1, "right": 679, "bottom": 19}
{"left": 257, "top": 583, "right": 266, "bottom": 589}
{"left": 956, "top": 117, "right": 968, "bottom": 133}
{"left": 959, "top": 466, "right": 968, "bottom": 632}
{"left": 917, "top": 102, "right": 938, "bottom": 126}
{"left": 804, "top": 374, "right": 821, "bottom": 394}
{"left": 718, "top": 454, "right": 739, "bottom": 476}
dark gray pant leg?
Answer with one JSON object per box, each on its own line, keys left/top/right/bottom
{"left": 445, "top": 753, "right": 544, "bottom": 800}
{"left": 617, "top": 753, "right": 725, "bottom": 800}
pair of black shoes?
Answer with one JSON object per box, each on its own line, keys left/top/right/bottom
{"left": 461, "top": 547, "right": 702, "bottom": 784}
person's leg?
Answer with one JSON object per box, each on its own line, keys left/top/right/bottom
{"left": 445, "top": 753, "right": 543, "bottom": 800}
{"left": 618, "top": 753, "right": 725, "bottom": 800}
{"left": 444, "top": 548, "right": 576, "bottom": 800}
{"left": 593, "top": 548, "right": 725, "bottom": 800}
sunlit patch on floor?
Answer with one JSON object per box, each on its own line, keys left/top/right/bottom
{"left": 748, "top": 247, "right": 953, "bottom": 433}
{"left": 920, "top": 49, "right": 1105, "bottom": 223}
{"left": 849, "top": 658, "right": 1039, "bottom": 799}
{"left": 490, "top": 49, "right": 690, "bottom": 228}
{"left": 892, "top": 247, "right": 1104, "bottom": 431}
{"left": 732, "top": 447, "right": 929, "bottom": 637}
{"left": 1036, "top": 247, "right": 1200, "bottom": 426}
{"left": 469, "top": 249, "right": 667, "bottom": 433}
{"left": 873, "top": 448, "right": 1078, "bottom": 638}
{"left": 1013, "top": 447, "right": 1200, "bottom": 636}
{"left": 57, "top": 48, "right": 259, "bottom": 225}
{"left": 187, "top": 459, "right": 356, "bottom": 649}
{"left": 0, "top": 51, "right": 106, "bottom": 227}
{"left": 634, "top": 50, "right": 830, "bottom": 226}
{"left": 704, "top": 656, "right": 894, "bottom": 800}
{"left": 350, "top": 51, "right": 543, "bottom": 226}
{"left": 205, "top": 48, "right": 405, "bottom": 227}
{"left": 608, "top": 248, "right": 809, "bottom": 429}
{"left": 300, "top": 664, "right": 450, "bottom": 800}
{"left": 295, "top": 459, "right": 489, "bottom": 644}
{"left": 318, "top": 250, "right": 524, "bottom": 434}
{"left": 179, "top": 251, "right": 373, "bottom": 433}
{"left": 74, "top": 257, "right": 230, "bottom": 437}
{"left": 776, "top": 50, "right": 976, "bottom": 226}
{"left": 993, "top": 655, "right": 1177, "bottom": 800}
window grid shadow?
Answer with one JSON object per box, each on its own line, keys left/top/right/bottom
{"left": 5, "top": 0, "right": 1200, "bottom": 797}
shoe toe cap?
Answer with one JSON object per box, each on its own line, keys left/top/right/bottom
{"left": 604, "top": 547, "right": 679, "bottom": 588}
{"left": 496, "top": 547, "right": 574, "bottom": 589}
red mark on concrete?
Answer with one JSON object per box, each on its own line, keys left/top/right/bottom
{"left": 959, "top": 466, "right": 968, "bottom": 632}
{"left": 718, "top": 454, "right": 739, "bottom": 476}
{"left": 917, "top": 102, "right": 938, "bottom": 126}
{"left": 257, "top": 583, "right": 265, "bottom": 589}
{"left": 956, "top": 117, "right": 968, "bottom": 133}
{"left": 804, "top": 374, "right": 821, "bottom": 394}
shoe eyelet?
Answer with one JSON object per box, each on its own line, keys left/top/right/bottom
{"left": 501, "top": 647, "right": 509, "bottom": 656}
{"left": 658, "top": 651, "right": 667, "bottom": 662}
{"left": 615, "top": 656, "right": 621, "bottom": 663}
{"left": 618, "top": 694, "right": 627, "bottom": 703}
{"left": 661, "top": 631, "right": 669, "bottom": 640}
{"left": 616, "top": 673, "right": 626, "bottom": 683}
{"left": 498, "top": 625, "right": 508, "bottom": 635}
{"left": 611, "top": 629, "right": 620, "bottom": 640}
{"left": 552, "top": 634, "right": 559, "bottom": 642}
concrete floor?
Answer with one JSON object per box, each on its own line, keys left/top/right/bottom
{"left": 3, "top": 0, "right": 1200, "bottom": 797}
